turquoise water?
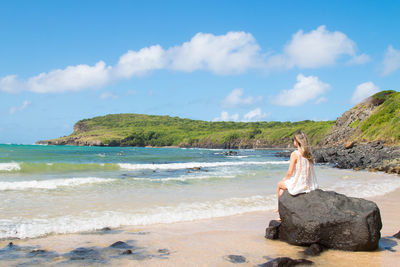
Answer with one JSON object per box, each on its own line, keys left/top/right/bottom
{"left": 0, "top": 144, "right": 399, "bottom": 239}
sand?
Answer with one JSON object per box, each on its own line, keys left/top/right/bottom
{"left": 1, "top": 187, "right": 399, "bottom": 266}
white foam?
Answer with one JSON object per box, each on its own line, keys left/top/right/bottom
{"left": 119, "top": 161, "right": 288, "bottom": 170}
{"left": 131, "top": 175, "right": 236, "bottom": 182}
{"left": 327, "top": 175, "right": 400, "bottom": 198}
{"left": 0, "top": 177, "right": 116, "bottom": 191}
{"left": 0, "top": 194, "right": 276, "bottom": 239}
{"left": 0, "top": 162, "right": 21, "bottom": 172}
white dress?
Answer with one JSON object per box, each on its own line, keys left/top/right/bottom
{"left": 284, "top": 150, "right": 318, "bottom": 195}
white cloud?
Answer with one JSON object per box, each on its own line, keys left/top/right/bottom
{"left": 0, "top": 27, "right": 366, "bottom": 94}
{"left": 267, "top": 25, "right": 367, "bottom": 69}
{"left": 28, "top": 61, "right": 111, "bottom": 93}
{"left": 0, "top": 31, "right": 263, "bottom": 94}
{"left": 381, "top": 45, "right": 400, "bottom": 76}
{"left": 314, "top": 96, "right": 328, "bottom": 104}
{"left": 213, "top": 108, "right": 269, "bottom": 122}
{"left": 0, "top": 75, "right": 22, "bottom": 93}
{"left": 168, "top": 32, "right": 263, "bottom": 74}
{"left": 1, "top": 61, "right": 111, "bottom": 94}
{"left": 114, "top": 45, "right": 166, "bottom": 78}
{"left": 100, "top": 91, "right": 118, "bottom": 100}
{"left": 221, "top": 88, "right": 261, "bottom": 108}
{"left": 274, "top": 74, "right": 330, "bottom": 106}
{"left": 347, "top": 54, "right": 370, "bottom": 65}
{"left": 213, "top": 111, "right": 239, "bottom": 121}
{"left": 9, "top": 100, "right": 31, "bottom": 114}
{"left": 351, "top": 82, "right": 380, "bottom": 104}
{"left": 243, "top": 108, "right": 269, "bottom": 121}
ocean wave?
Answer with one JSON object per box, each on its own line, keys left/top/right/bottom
{"left": 0, "top": 162, "right": 120, "bottom": 173}
{"left": 0, "top": 177, "right": 116, "bottom": 191}
{"left": 0, "top": 160, "right": 288, "bottom": 173}
{"left": 0, "top": 195, "right": 276, "bottom": 239}
{"left": 0, "top": 163, "right": 21, "bottom": 172}
{"left": 119, "top": 161, "right": 288, "bottom": 170}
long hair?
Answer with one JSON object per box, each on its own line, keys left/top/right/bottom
{"left": 293, "top": 131, "right": 314, "bottom": 164}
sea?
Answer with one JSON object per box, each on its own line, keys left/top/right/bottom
{"left": 1, "top": 144, "right": 400, "bottom": 240}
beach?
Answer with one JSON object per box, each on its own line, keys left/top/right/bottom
{"left": 1, "top": 187, "right": 399, "bottom": 266}
{"left": 1, "top": 145, "right": 399, "bottom": 266}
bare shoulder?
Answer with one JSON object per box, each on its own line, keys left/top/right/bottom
{"left": 290, "top": 151, "right": 298, "bottom": 160}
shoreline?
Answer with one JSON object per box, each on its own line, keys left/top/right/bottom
{"left": 1, "top": 181, "right": 399, "bottom": 266}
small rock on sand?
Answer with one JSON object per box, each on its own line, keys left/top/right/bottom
{"left": 225, "top": 254, "right": 247, "bottom": 263}
{"left": 304, "top": 243, "right": 324, "bottom": 256}
{"left": 109, "top": 241, "right": 133, "bottom": 249}
{"left": 259, "top": 257, "right": 313, "bottom": 266}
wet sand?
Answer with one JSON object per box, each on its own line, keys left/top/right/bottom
{"left": 1, "top": 187, "right": 399, "bottom": 266}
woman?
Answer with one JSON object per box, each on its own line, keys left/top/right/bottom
{"left": 275, "top": 131, "right": 318, "bottom": 212}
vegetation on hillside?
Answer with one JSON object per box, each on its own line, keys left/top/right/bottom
{"left": 51, "top": 114, "right": 334, "bottom": 148}
{"left": 357, "top": 90, "right": 400, "bottom": 144}
{"left": 40, "top": 90, "right": 400, "bottom": 147}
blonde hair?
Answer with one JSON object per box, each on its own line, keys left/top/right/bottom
{"left": 293, "top": 131, "right": 314, "bottom": 164}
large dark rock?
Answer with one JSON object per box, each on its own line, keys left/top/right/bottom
{"left": 278, "top": 189, "right": 382, "bottom": 251}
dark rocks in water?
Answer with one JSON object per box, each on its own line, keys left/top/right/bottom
{"left": 274, "top": 151, "right": 293, "bottom": 158}
{"left": 109, "top": 241, "right": 133, "bottom": 249}
{"left": 265, "top": 220, "right": 281, "bottom": 240}
{"left": 312, "top": 142, "right": 400, "bottom": 174}
{"left": 279, "top": 189, "right": 382, "bottom": 251}
{"left": 259, "top": 257, "right": 313, "bottom": 267}
{"left": 303, "top": 244, "right": 323, "bottom": 256}
{"left": 393, "top": 230, "right": 400, "bottom": 239}
{"left": 121, "top": 249, "right": 132, "bottom": 255}
{"left": 226, "top": 254, "right": 247, "bottom": 263}
{"left": 224, "top": 151, "right": 238, "bottom": 156}
{"left": 101, "top": 227, "right": 112, "bottom": 231}
{"left": 65, "top": 247, "right": 102, "bottom": 261}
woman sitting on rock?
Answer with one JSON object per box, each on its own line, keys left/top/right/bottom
{"left": 275, "top": 131, "right": 318, "bottom": 212}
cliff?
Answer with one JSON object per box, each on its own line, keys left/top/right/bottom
{"left": 320, "top": 90, "right": 399, "bottom": 146}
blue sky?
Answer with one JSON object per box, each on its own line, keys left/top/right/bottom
{"left": 1, "top": 0, "right": 400, "bottom": 144}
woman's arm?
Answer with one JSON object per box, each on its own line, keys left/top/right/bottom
{"left": 282, "top": 151, "right": 297, "bottom": 181}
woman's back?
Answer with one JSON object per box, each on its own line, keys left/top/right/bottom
{"left": 285, "top": 150, "right": 318, "bottom": 195}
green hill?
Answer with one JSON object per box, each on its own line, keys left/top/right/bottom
{"left": 320, "top": 90, "right": 400, "bottom": 146}
{"left": 37, "top": 90, "right": 400, "bottom": 148}
{"left": 37, "top": 114, "right": 334, "bottom": 148}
